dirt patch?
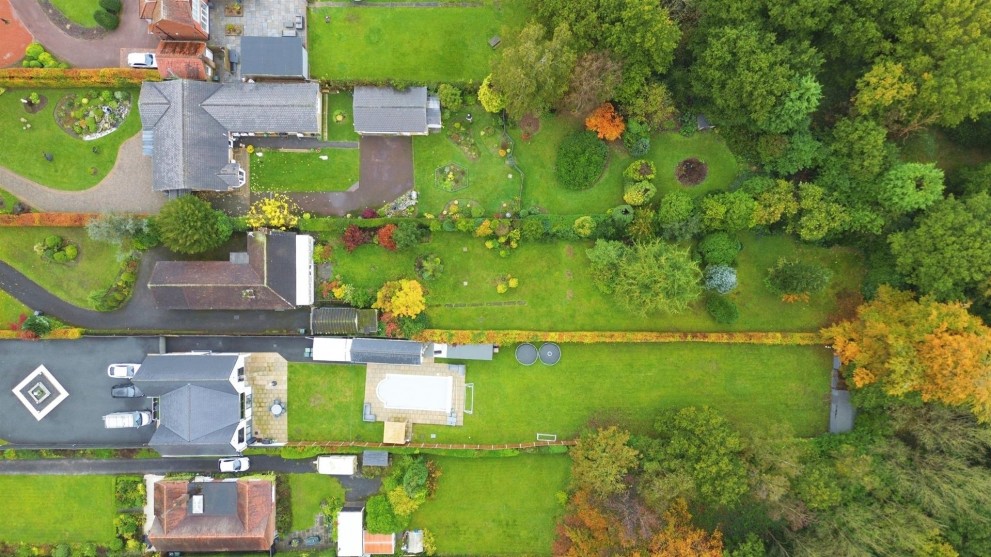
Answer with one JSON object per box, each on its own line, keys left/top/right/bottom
{"left": 675, "top": 157, "right": 708, "bottom": 187}
{"left": 826, "top": 289, "right": 864, "bottom": 325}
{"left": 520, "top": 112, "right": 540, "bottom": 139}
{"left": 22, "top": 95, "right": 47, "bottom": 114}
{"left": 564, "top": 245, "right": 575, "bottom": 258}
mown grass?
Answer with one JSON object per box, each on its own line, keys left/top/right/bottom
{"left": 250, "top": 148, "right": 360, "bottom": 193}
{"left": 0, "top": 290, "right": 30, "bottom": 326}
{"left": 308, "top": 2, "right": 528, "bottom": 82}
{"left": 326, "top": 92, "right": 360, "bottom": 142}
{"left": 289, "top": 474, "right": 345, "bottom": 531}
{"left": 411, "top": 456, "right": 570, "bottom": 556}
{"left": 0, "top": 476, "right": 116, "bottom": 543}
{"left": 328, "top": 232, "right": 863, "bottom": 332}
{"left": 49, "top": 0, "right": 99, "bottom": 27}
{"left": 0, "top": 227, "right": 120, "bottom": 309}
{"left": 287, "top": 343, "right": 831, "bottom": 444}
{"left": 0, "top": 88, "right": 141, "bottom": 190}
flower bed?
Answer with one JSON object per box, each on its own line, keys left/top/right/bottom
{"left": 435, "top": 163, "right": 468, "bottom": 192}
{"left": 53, "top": 90, "right": 131, "bottom": 139}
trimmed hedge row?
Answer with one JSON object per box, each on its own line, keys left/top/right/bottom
{"left": 0, "top": 213, "right": 101, "bottom": 227}
{"left": 0, "top": 328, "right": 84, "bottom": 339}
{"left": 0, "top": 68, "right": 158, "bottom": 88}
{"left": 416, "top": 329, "right": 823, "bottom": 346}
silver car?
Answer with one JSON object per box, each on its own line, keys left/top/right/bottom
{"left": 107, "top": 363, "right": 140, "bottom": 379}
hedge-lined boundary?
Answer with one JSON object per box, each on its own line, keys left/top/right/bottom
{"left": 415, "top": 329, "right": 824, "bottom": 345}
{"left": 284, "top": 440, "right": 574, "bottom": 451}
{"left": 0, "top": 68, "right": 158, "bottom": 88}
{"left": 0, "top": 213, "right": 100, "bottom": 227}
{"left": 0, "top": 328, "right": 84, "bottom": 340}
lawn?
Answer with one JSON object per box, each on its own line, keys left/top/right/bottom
{"left": 901, "top": 128, "right": 991, "bottom": 176}
{"left": 0, "top": 290, "right": 30, "bottom": 326}
{"left": 414, "top": 108, "right": 521, "bottom": 215}
{"left": 326, "top": 92, "right": 360, "bottom": 142}
{"left": 289, "top": 474, "right": 345, "bottom": 532}
{"left": 328, "top": 232, "right": 863, "bottom": 332}
{"left": 0, "top": 227, "right": 121, "bottom": 309}
{"left": 308, "top": 2, "right": 528, "bottom": 82}
{"left": 411, "top": 456, "right": 570, "bottom": 556}
{"left": 249, "top": 148, "right": 360, "bottom": 193}
{"left": 509, "top": 115, "right": 740, "bottom": 214}
{"left": 288, "top": 343, "right": 831, "bottom": 443}
{"left": 0, "top": 476, "right": 116, "bottom": 543}
{"left": 289, "top": 363, "right": 381, "bottom": 441}
{"left": 50, "top": 0, "right": 99, "bottom": 27}
{"left": 0, "top": 88, "right": 141, "bottom": 190}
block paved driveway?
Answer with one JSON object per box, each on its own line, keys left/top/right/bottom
{"left": 0, "top": 337, "right": 160, "bottom": 447}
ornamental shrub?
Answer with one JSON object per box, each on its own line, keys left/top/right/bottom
{"left": 623, "top": 181, "right": 657, "bottom": 206}
{"left": 63, "top": 244, "right": 78, "bottom": 260}
{"left": 556, "top": 131, "right": 607, "bottom": 190}
{"left": 373, "top": 279, "right": 426, "bottom": 318}
{"left": 44, "top": 235, "right": 62, "bottom": 249}
{"left": 392, "top": 221, "right": 424, "bottom": 250}
{"left": 23, "top": 315, "right": 52, "bottom": 336}
{"left": 377, "top": 224, "right": 397, "bottom": 251}
{"left": 342, "top": 224, "right": 374, "bottom": 252}
{"left": 706, "top": 294, "right": 740, "bottom": 324}
{"left": 698, "top": 232, "right": 740, "bottom": 266}
{"left": 572, "top": 216, "right": 596, "bottom": 238}
{"left": 766, "top": 258, "right": 832, "bottom": 295}
{"left": 704, "top": 264, "right": 738, "bottom": 293}
{"left": 99, "top": 0, "right": 122, "bottom": 14}
{"left": 624, "top": 160, "right": 657, "bottom": 182}
{"left": 437, "top": 83, "right": 463, "bottom": 112}
{"left": 611, "top": 204, "right": 635, "bottom": 225}
{"left": 93, "top": 9, "right": 120, "bottom": 30}
{"left": 623, "top": 119, "right": 651, "bottom": 157}
{"left": 402, "top": 459, "right": 429, "bottom": 495}
{"left": 156, "top": 196, "right": 231, "bottom": 255}
{"left": 365, "top": 495, "right": 405, "bottom": 534}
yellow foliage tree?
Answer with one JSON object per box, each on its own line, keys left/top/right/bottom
{"left": 647, "top": 498, "right": 724, "bottom": 557}
{"left": 373, "top": 279, "right": 426, "bottom": 318}
{"left": 822, "top": 286, "right": 991, "bottom": 422}
{"left": 245, "top": 194, "right": 300, "bottom": 230}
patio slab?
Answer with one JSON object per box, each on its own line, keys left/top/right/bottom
{"left": 246, "top": 352, "right": 289, "bottom": 444}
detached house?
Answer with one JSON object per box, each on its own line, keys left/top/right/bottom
{"left": 140, "top": 0, "right": 210, "bottom": 41}
{"left": 139, "top": 80, "right": 321, "bottom": 196}
{"left": 148, "top": 229, "right": 315, "bottom": 311}
{"left": 132, "top": 353, "right": 252, "bottom": 457}
{"left": 353, "top": 86, "right": 442, "bottom": 136}
{"left": 148, "top": 478, "right": 276, "bottom": 552}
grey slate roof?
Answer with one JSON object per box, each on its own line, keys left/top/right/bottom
{"left": 353, "top": 86, "right": 432, "bottom": 135}
{"left": 349, "top": 338, "right": 423, "bottom": 365}
{"left": 362, "top": 450, "right": 389, "bottom": 467}
{"left": 194, "top": 481, "right": 239, "bottom": 516}
{"left": 241, "top": 36, "right": 308, "bottom": 79}
{"left": 139, "top": 80, "right": 320, "bottom": 192}
{"left": 310, "top": 307, "right": 379, "bottom": 335}
{"left": 441, "top": 344, "right": 494, "bottom": 361}
{"left": 133, "top": 354, "right": 240, "bottom": 397}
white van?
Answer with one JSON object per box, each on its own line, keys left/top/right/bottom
{"left": 103, "top": 411, "right": 153, "bottom": 429}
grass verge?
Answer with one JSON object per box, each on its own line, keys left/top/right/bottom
{"left": 49, "top": 0, "right": 99, "bottom": 27}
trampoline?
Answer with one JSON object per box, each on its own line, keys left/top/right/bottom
{"left": 538, "top": 343, "right": 561, "bottom": 365}
{"left": 375, "top": 374, "right": 453, "bottom": 413}
{"left": 515, "top": 343, "right": 538, "bottom": 366}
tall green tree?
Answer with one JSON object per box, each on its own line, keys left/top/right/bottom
{"left": 489, "top": 22, "right": 577, "bottom": 120}
{"left": 154, "top": 196, "right": 232, "bottom": 255}
{"left": 612, "top": 240, "right": 703, "bottom": 316}
{"left": 876, "top": 163, "right": 944, "bottom": 214}
{"left": 888, "top": 193, "right": 991, "bottom": 300}
{"left": 570, "top": 426, "right": 640, "bottom": 497}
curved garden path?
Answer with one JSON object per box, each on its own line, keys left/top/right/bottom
{"left": 11, "top": 0, "right": 157, "bottom": 68}
{"left": 0, "top": 134, "right": 165, "bottom": 213}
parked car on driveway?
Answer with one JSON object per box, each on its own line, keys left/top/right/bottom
{"left": 107, "top": 363, "right": 140, "bottom": 379}
{"left": 218, "top": 457, "right": 250, "bottom": 473}
{"left": 103, "top": 411, "right": 153, "bottom": 428}
{"left": 111, "top": 383, "right": 142, "bottom": 398}
{"left": 127, "top": 52, "right": 157, "bottom": 68}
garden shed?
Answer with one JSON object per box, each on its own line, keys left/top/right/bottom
{"left": 310, "top": 307, "right": 379, "bottom": 335}
{"left": 353, "top": 86, "right": 441, "bottom": 136}
{"left": 362, "top": 450, "right": 389, "bottom": 467}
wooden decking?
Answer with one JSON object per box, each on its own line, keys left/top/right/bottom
{"left": 364, "top": 362, "right": 466, "bottom": 427}
{"left": 245, "top": 353, "right": 289, "bottom": 443}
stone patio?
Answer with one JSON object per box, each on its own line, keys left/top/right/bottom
{"left": 209, "top": 0, "right": 309, "bottom": 82}
{"left": 245, "top": 353, "right": 289, "bottom": 444}
{"left": 364, "top": 363, "right": 466, "bottom": 427}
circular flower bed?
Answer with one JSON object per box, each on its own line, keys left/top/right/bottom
{"left": 22, "top": 93, "right": 47, "bottom": 114}
{"left": 676, "top": 157, "right": 708, "bottom": 186}
{"left": 332, "top": 109, "right": 347, "bottom": 124}
{"left": 54, "top": 90, "right": 131, "bottom": 139}
{"left": 435, "top": 163, "right": 468, "bottom": 192}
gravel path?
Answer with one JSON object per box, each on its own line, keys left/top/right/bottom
{"left": 0, "top": 134, "right": 165, "bottom": 213}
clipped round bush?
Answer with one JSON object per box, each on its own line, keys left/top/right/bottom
{"left": 44, "top": 235, "right": 62, "bottom": 249}
{"left": 99, "top": 0, "right": 123, "bottom": 14}
{"left": 573, "top": 216, "right": 597, "bottom": 238}
{"left": 611, "top": 204, "right": 635, "bottom": 225}
{"left": 623, "top": 159, "right": 657, "bottom": 182}
{"left": 704, "top": 264, "right": 738, "bottom": 294}
{"left": 556, "top": 131, "right": 607, "bottom": 190}
{"left": 706, "top": 294, "right": 740, "bottom": 324}
{"left": 698, "top": 232, "right": 740, "bottom": 266}
{"left": 93, "top": 9, "right": 120, "bottom": 30}
{"left": 623, "top": 181, "right": 657, "bottom": 206}
{"left": 63, "top": 244, "right": 78, "bottom": 261}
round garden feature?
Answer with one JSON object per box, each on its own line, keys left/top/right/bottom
{"left": 435, "top": 163, "right": 468, "bottom": 192}
{"left": 538, "top": 343, "right": 561, "bottom": 366}
{"left": 676, "top": 157, "right": 708, "bottom": 186}
{"left": 515, "top": 343, "right": 538, "bottom": 366}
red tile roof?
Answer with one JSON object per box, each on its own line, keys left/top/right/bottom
{"left": 363, "top": 532, "right": 396, "bottom": 554}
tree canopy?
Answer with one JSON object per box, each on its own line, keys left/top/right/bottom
{"left": 154, "top": 196, "right": 231, "bottom": 255}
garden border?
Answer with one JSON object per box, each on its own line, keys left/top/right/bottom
{"left": 416, "top": 329, "right": 824, "bottom": 345}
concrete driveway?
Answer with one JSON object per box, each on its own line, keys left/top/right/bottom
{"left": 0, "top": 337, "right": 160, "bottom": 447}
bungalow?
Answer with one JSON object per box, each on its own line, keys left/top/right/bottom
{"left": 132, "top": 353, "right": 252, "bottom": 457}
{"left": 139, "top": 79, "right": 321, "bottom": 196}
{"left": 148, "top": 230, "right": 315, "bottom": 311}
{"left": 140, "top": 0, "right": 210, "bottom": 41}
{"left": 352, "top": 86, "right": 441, "bottom": 136}
{"left": 147, "top": 478, "right": 276, "bottom": 552}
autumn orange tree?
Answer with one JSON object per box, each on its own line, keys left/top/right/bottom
{"left": 822, "top": 285, "right": 991, "bottom": 422}
{"left": 647, "top": 498, "right": 724, "bottom": 557}
{"left": 585, "top": 102, "right": 626, "bottom": 140}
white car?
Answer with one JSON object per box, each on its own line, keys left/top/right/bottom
{"left": 219, "top": 457, "right": 250, "bottom": 473}
{"left": 107, "top": 363, "right": 140, "bottom": 379}
{"left": 127, "top": 52, "right": 157, "bottom": 69}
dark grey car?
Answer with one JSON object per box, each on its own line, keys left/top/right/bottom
{"left": 110, "top": 383, "right": 142, "bottom": 398}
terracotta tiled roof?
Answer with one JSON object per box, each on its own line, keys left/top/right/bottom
{"left": 363, "top": 532, "right": 396, "bottom": 555}
{"left": 148, "top": 479, "right": 276, "bottom": 552}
